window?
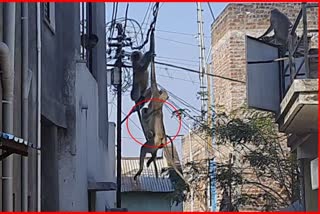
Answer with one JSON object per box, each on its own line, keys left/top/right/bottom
{"left": 43, "top": 3, "right": 55, "bottom": 33}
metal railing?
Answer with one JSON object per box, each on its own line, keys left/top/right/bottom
{"left": 280, "top": 3, "right": 319, "bottom": 99}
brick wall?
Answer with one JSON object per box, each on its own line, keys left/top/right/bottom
{"left": 211, "top": 3, "right": 318, "bottom": 114}
{"left": 182, "top": 131, "right": 212, "bottom": 211}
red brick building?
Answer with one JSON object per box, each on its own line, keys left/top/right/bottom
{"left": 182, "top": 3, "right": 318, "bottom": 211}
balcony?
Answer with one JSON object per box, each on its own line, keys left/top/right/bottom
{"left": 278, "top": 79, "right": 318, "bottom": 133}
{"left": 245, "top": 4, "right": 318, "bottom": 210}
{"left": 246, "top": 3, "right": 318, "bottom": 135}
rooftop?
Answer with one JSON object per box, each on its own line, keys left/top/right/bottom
{"left": 121, "top": 157, "right": 174, "bottom": 193}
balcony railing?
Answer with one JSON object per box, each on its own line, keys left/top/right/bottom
{"left": 280, "top": 3, "right": 319, "bottom": 100}
{"left": 246, "top": 3, "right": 318, "bottom": 114}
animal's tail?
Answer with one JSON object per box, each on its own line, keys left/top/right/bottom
{"left": 166, "top": 135, "right": 174, "bottom": 160}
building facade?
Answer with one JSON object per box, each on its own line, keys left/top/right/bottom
{"left": 245, "top": 3, "right": 318, "bottom": 211}
{"left": 209, "top": 2, "right": 317, "bottom": 212}
{"left": 0, "top": 3, "right": 116, "bottom": 211}
{"left": 181, "top": 2, "right": 317, "bottom": 212}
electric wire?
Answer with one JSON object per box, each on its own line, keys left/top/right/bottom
{"left": 132, "top": 3, "right": 160, "bottom": 50}
{"left": 163, "top": 104, "right": 227, "bottom": 160}
{"left": 108, "top": 95, "right": 116, "bottom": 118}
{"left": 157, "top": 72, "right": 200, "bottom": 84}
{"left": 156, "top": 61, "right": 246, "bottom": 84}
{"left": 110, "top": 3, "right": 118, "bottom": 38}
{"left": 207, "top": 3, "right": 216, "bottom": 21}
{"left": 156, "top": 59, "right": 199, "bottom": 68}
{"left": 112, "top": 103, "right": 143, "bottom": 133}
{"left": 158, "top": 83, "right": 202, "bottom": 114}
{"left": 140, "top": 3, "right": 152, "bottom": 32}
{"left": 156, "top": 36, "right": 198, "bottom": 47}
{"left": 157, "top": 55, "right": 199, "bottom": 63}
{"left": 126, "top": 25, "right": 210, "bottom": 38}
{"left": 123, "top": 3, "right": 129, "bottom": 33}
{"left": 142, "top": 4, "right": 154, "bottom": 38}
{"left": 139, "top": 3, "right": 152, "bottom": 51}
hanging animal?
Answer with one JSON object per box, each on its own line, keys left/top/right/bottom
{"left": 134, "top": 30, "right": 170, "bottom": 180}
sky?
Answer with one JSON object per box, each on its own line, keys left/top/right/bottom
{"left": 106, "top": 3, "right": 228, "bottom": 158}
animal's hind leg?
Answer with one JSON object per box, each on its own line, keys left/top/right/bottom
{"left": 153, "top": 159, "right": 158, "bottom": 178}
{"left": 147, "top": 151, "right": 159, "bottom": 178}
{"left": 134, "top": 145, "right": 147, "bottom": 180}
{"left": 147, "top": 151, "right": 156, "bottom": 167}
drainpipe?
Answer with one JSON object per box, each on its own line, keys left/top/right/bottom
{"left": 1, "top": 3, "right": 16, "bottom": 211}
{"left": 36, "top": 3, "right": 42, "bottom": 212}
{"left": 21, "top": 3, "right": 31, "bottom": 211}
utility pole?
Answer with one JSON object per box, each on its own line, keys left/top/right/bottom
{"left": 197, "top": 3, "right": 212, "bottom": 211}
{"left": 109, "top": 22, "right": 132, "bottom": 209}
{"left": 108, "top": 22, "right": 126, "bottom": 209}
{"left": 115, "top": 23, "right": 123, "bottom": 209}
{"left": 196, "top": 2, "right": 207, "bottom": 121}
{"left": 206, "top": 63, "right": 213, "bottom": 211}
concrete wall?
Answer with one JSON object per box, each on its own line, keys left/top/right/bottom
{"left": 122, "top": 192, "right": 182, "bottom": 211}
{"left": 0, "top": 3, "right": 114, "bottom": 211}
{"left": 303, "top": 159, "right": 318, "bottom": 211}
{"left": 41, "top": 120, "right": 60, "bottom": 210}
{"left": 52, "top": 61, "right": 111, "bottom": 211}
{"left": 90, "top": 3, "right": 108, "bottom": 146}
{"left": 77, "top": 62, "right": 114, "bottom": 211}
{"left": 296, "top": 134, "right": 318, "bottom": 211}
{"left": 105, "top": 122, "right": 116, "bottom": 208}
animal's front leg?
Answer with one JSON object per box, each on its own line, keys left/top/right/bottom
{"left": 134, "top": 145, "right": 147, "bottom": 180}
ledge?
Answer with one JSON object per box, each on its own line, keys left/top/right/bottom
{"left": 88, "top": 182, "right": 117, "bottom": 192}
{"left": 278, "top": 79, "right": 318, "bottom": 133}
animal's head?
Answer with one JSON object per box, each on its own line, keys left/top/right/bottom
{"left": 141, "top": 107, "right": 149, "bottom": 117}
{"left": 271, "top": 8, "right": 281, "bottom": 15}
{"left": 131, "top": 51, "right": 142, "bottom": 63}
{"left": 159, "top": 90, "right": 169, "bottom": 101}
{"left": 81, "top": 34, "right": 99, "bottom": 49}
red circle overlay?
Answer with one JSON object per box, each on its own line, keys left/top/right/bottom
{"left": 125, "top": 98, "right": 182, "bottom": 149}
